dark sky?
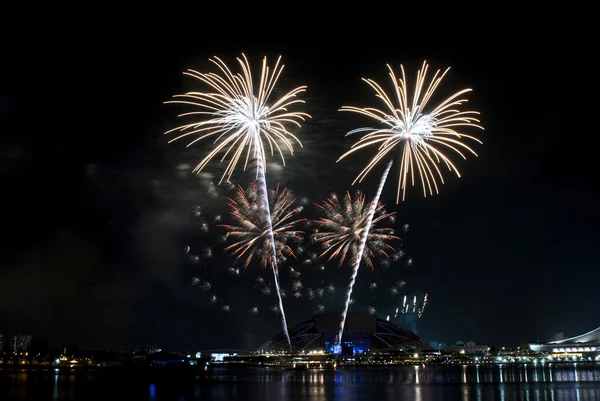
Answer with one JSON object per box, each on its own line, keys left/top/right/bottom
{"left": 1, "top": 9, "right": 597, "bottom": 351}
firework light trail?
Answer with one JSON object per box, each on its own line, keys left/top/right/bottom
{"left": 338, "top": 61, "right": 483, "bottom": 203}
{"left": 165, "top": 54, "right": 309, "bottom": 351}
{"left": 335, "top": 159, "right": 394, "bottom": 349}
{"left": 332, "top": 62, "right": 482, "bottom": 348}
{"left": 397, "top": 294, "right": 428, "bottom": 315}
{"left": 220, "top": 182, "right": 304, "bottom": 349}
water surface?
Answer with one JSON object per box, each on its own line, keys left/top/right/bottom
{"left": 2, "top": 365, "right": 600, "bottom": 400}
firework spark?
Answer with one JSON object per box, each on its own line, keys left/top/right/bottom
{"left": 338, "top": 61, "right": 483, "bottom": 202}
{"left": 220, "top": 183, "right": 304, "bottom": 269}
{"left": 312, "top": 191, "right": 400, "bottom": 270}
{"left": 391, "top": 250, "right": 405, "bottom": 261}
{"left": 418, "top": 294, "right": 428, "bottom": 318}
{"left": 186, "top": 276, "right": 201, "bottom": 290}
{"left": 165, "top": 54, "right": 309, "bottom": 183}
{"left": 398, "top": 293, "right": 428, "bottom": 318}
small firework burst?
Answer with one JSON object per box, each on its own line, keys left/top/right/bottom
{"left": 312, "top": 191, "right": 400, "bottom": 270}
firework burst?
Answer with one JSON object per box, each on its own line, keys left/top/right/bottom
{"left": 220, "top": 183, "right": 304, "bottom": 269}
{"left": 312, "top": 191, "right": 400, "bottom": 270}
{"left": 165, "top": 54, "right": 310, "bottom": 183}
{"left": 338, "top": 61, "right": 483, "bottom": 202}
{"left": 165, "top": 55, "right": 310, "bottom": 352}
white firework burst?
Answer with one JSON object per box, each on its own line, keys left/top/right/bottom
{"left": 338, "top": 61, "right": 483, "bottom": 202}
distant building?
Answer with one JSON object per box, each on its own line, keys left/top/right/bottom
{"left": 0, "top": 333, "right": 4, "bottom": 350}
{"left": 428, "top": 341, "right": 446, "bottom": 351}
{"left": 12, "top": 335, "right": 33, "bottom": 352}
{"left": 62, "top": 344, "right": 79, "bottom": 356}
{"left": 443, "top": 344, "right": 490, "bottom": 355}
{"left": 140, "top": 344, "right": 161, "bottom": 355}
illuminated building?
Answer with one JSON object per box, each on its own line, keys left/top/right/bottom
{"left": 12, "top": 335, "right": 32, "bottom": 353}
{"left": 258, "top": 312, "right": 432, "bottom": 355}
{"left": 528, "top": 326, "right": 600, "bottom": 356}
{"left": 210, "top": 352, "right": 237, "bottom": 362}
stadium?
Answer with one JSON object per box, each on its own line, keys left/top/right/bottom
{"left": 258, "top": 311, "right": 433, "bottom": 355}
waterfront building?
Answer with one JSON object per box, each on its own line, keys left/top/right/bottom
{"left": 528, "top": 326, "right": 600, "bottom": 357}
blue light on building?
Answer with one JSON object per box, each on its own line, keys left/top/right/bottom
{"left": 330, "top": 344, "right": 342, "bottom": 355}
{"left": 325, "top": 340, "right": 369, "bottom": 355}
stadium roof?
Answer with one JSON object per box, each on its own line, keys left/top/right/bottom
{"left": 258, "top": 311, "right": 433, "bottom": 354}
{"left": 549, "top": 326, "right": 600, "bottom": 344}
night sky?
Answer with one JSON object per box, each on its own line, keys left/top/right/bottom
{"left": 1, "top": 11, "right": 597, "bottom": 352}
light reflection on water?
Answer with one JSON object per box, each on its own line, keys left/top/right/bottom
{"left": 1, "top": 365, "right": 600, "bottom": 400}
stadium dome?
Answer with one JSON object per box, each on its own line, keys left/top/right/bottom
{"left": 257, "top": 312, "right": 433, "bottom": 354}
